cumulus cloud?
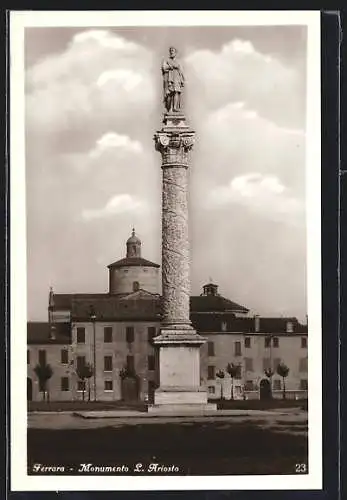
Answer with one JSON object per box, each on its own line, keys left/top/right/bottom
{"left": 72, "top": 30, "right": 140, "bottom": 51}
{"left": 208, "top": 173, "right": 304, "bottom": 226}
{"left": 185, "top": 38, "right": 304, "bottom": 127}
{"left": 26, "top": 30, "right": 154, "bottom": 135}
{"left": 192, "top": 101, "right": 305, "bottom": 197}
{"left": 81, "top": 194, "right": 145, "bottom": 221}
{"left": 89, "top": 132, "right": 143, "bottom": 158}
{"left": 206, "top": 101, "right": 304, "bottom": 136}
{"left": 96, "top": 69, "right": 143, "bottom": 90}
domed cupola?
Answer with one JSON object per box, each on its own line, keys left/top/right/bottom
{"left": 107, "top": 228, "right": 160, "bottom": 295}
{"left": 126, "top": 228, "right": 141, "bottom": 258}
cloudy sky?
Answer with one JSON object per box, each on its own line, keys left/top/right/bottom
{"left": 25, "top": 25, "right": 308, "bottom": 321}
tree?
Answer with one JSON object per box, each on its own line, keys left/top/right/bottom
{"left": 76, "top": 363, "right": 93, "bottom": 402}
{"left": 276, "top": 362, "right": 290, "bottom": 400}
{"left": 85, "top": 363, "right": 94, "bottom": 401}
{"left": 264, "top": 367, "right": 274, "bottom": 379}
{"left": 226, "top": 363, "right": 241, "bottom": 400}
{"left": 216, "top": 370, "right": 225, "bottom": 400}
{"left": 34, "top": 362, "right": 53, "bottom": 402}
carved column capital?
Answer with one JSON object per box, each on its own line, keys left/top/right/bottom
{"left": 154, "top": 131, "right": 195, "bottom": 168}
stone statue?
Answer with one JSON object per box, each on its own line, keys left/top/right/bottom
{"left": 162, "top": 47, "right": 185, "bottom": 113}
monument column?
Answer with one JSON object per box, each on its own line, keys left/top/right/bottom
{"left": 150, "top": 47, "right": 215, "bottom": 413}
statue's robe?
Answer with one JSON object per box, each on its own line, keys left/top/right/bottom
{"left": 162, "top": 58, "right": 184, "bottom": 108}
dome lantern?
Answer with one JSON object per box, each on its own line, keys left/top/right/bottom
{"left": 126, "top": 228, "right": 141, "bottom": 258}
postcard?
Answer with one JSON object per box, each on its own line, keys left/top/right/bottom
{"left": 10, "top": 10, "right": 322, "bottom": 491}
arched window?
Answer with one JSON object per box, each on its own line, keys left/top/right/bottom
{"left": 133, "top": 281, "right": 140, "bottom": 292}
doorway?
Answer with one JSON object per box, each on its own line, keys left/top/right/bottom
{"left": 121, "top": 376, "right": 139, "bottom": 402}
{"left": 259, "top": 378, "right": 272, "bottom": 400}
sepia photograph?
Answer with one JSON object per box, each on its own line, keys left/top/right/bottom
{"left": 10, "top": 10, "right": 322, "bottom": 491}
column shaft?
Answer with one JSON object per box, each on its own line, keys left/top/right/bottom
{"left": 162, "top": 165, "right": 190, "bottom": 326}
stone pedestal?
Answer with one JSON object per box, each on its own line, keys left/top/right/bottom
{"left": 151, "top": 112, "right": 216, "bottom": 414}
{"left": 148, "top": 329, "right": 213, "bottom": 413}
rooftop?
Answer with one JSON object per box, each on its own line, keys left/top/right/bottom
{"left": 47, "top": 284, "right": 306, "bottom": 333}
{"left": 107, "top": 257, "right": 160, "bottom": 269}
{"left": 190, "top": 295, "right": 249, "bottom": 314}
{"left": 70, "top": 293, "right": 161, "bottom": 321}
{"left": 190, "top": 314, "right": 307, "bottom": 334}
{"left": 51, "top": 293, "right": 109, "bottom": 310}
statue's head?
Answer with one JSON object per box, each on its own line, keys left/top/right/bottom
{"left": 169, "top": 46, "right": 177, "bottom": 57}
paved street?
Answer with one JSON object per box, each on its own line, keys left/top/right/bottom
{"left": 27, "top": 410, "right": 308, "bottom": 475}
{"left": 28, "top": 409, "right": 308, "bottom": 435}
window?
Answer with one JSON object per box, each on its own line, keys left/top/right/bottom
{"left": 300, "top": 379, "right": 308, "bottom": 390}
{"left": 234, "top": 341, "right": 242, "bottom": 356}
{"left": 127, "top": 355, "right": 135, "bottom": 373}
{"left": 286, "top": 321, "right": 293, "bottom": 333}
{"left": 207, "top": 341, "right": 215, "bottom": 356}
{"left": 104, "top": 327, "right": 113, "bottom": 343}
{"left": 76, "top": 327, "right": 85, "bottom": 344}
{"left": 133, "top": 281, "right": 140, "bottom": 292}
{"left": 245, "top": 358, "right": 253, "bottom": 372}
{"left": 244, "top": 380, "right": 254, "bottom": 391}
{"left": 235, "top": 364, "right": 242, "bottom": 379}
{"left": 126, "top": 326, "right": 134, "bottom": 343}
{"left": 208, "top": 386, "right": 215, "bottom": 394}
{"left": 77, "top": 380, "right": 86, "bottom": 392}
{"left": 148, "top": 327, "right": 156, "bottom": 342}
{"left": 148, "top": 355, "right": 155, "bottom": 371}
{"left": 27, "top": 350, "right": 30, "bottom": 365}
{"left": 301, "top": 337, "right": 307, "bottom": 348}
{"left": 273, "top": 337, "right": 279, "bottom": 348}
{"left": 104, "top": 356, "right": 113, "bottom": 372}
{"left": 273, "top": 379, "right": 281, "bottom": 390}
{"left": 61, "top": 377, "right": 69, "bottom": 391}
{"left": 221, "top": 321, "right": 227, "bottom": 332}
{"left": 244, "top": 337, "right": 251, "bottom": 348}
{"left": 234, "top": 386, "right": 242, "bottom": 396}
{"left": 76, "top": 356, "right": 85, "bottom": 372}
{"left": 38, "top": 349, "right": 46, "bottom": 365}
{"left": 208, "top": 365, "right": 215, "bottom": 380}
{"left": 273, "top": 358, "right": 281, "bottom": 371}
{"left": 265, "top": 336, "right": 271, "bottom": 348}
{"left": 299, "top": 357, "right": 308, "bottom": 373}
{"left": 263, "top": 358, "right": 271, "bottom": 371}
{"left": 61, "top": 349, "right": 68, "bottom": 364}
{"left": 104, "top": 380, "right": 113, "bottom": 391}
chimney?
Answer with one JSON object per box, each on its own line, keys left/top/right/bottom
{"left": 286, "top": 320, "right": 293, "bottom": 333}
{"left": 49, "top": 324, "right": 56, "bottom": 340}
{"left": 48, "top": 286, "right": 55, "bottom": 324}
{"left": 254, "top": 315, "right": 260, "bottom": 333}
{"left": 48, "top": 286, "right": 54, "bottom": 307}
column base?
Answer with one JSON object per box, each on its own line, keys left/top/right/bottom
{"left": 148, "top": 404, "right": 217, "bottom": 415}
{"left": 148, "top": 386, "right": 217, "bottom": 414}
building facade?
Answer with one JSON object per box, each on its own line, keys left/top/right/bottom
{"left": 27, "top": 231, "right": 308, "bottom": 403}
